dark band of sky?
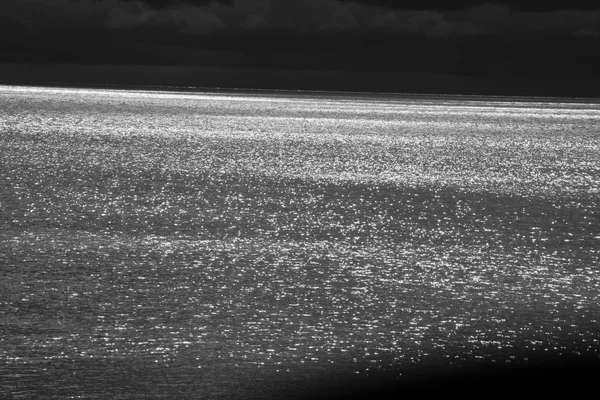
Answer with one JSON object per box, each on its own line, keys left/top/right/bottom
{"left": 2, "top": 0, "right": 599, "bottom": 96}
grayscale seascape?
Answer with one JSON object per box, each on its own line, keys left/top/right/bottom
{"left": 1, "top": 85, "right": 599, "bottom": 398}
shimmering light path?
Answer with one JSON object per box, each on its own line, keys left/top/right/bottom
{"left": 1, "top": 86, "right": 599, "bottom": 398}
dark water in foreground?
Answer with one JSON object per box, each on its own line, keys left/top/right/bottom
{"left": 1, "top": 86, "right": 600, "bottom": 398}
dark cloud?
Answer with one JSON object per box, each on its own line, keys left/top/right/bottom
{"left": 341, "top": 0, "right": 600, "bottom": 12}
{"left": 74, "top": 0, "right": 600, "bottom": 12}
{"left": 2, "top": 0, "right": 599, "bottom": 95}
{"left": 5, "top": 0, "right": 599, "bottom": 37}
{"left": 80, "top": 0, "right": 234, "bottom": 9}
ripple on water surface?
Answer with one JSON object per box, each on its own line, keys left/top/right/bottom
{"left": 1, "top": 86, "right": 599, "bottom": 398}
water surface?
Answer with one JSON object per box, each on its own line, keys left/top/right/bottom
{"left": 1, "top": 85, "right": 599, "bottom": 398}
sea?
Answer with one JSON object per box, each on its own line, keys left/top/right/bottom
{"left": 1, "top": 85, "right": 599, "bottom": 399}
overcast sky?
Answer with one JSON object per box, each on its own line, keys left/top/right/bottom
{"left": 2, "top": 0, "right": 600, "bottom": 96}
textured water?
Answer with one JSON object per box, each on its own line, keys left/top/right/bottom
{"left": 1, "top": 85, "right": 600, "bottom": 398}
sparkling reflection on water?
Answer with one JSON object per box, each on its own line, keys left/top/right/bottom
{"left": 1, "top": 86, "right": 599, "bottom": 398}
